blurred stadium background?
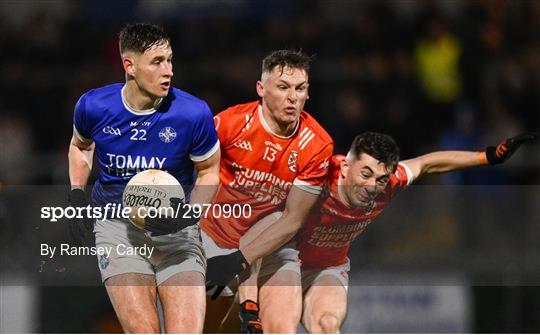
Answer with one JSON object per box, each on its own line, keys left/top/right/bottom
{"left": 1, "top": 0, "right": 539, "bottom": 332}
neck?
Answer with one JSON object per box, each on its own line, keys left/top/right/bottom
{"left": 260, "top": 104, "right": 298, "bottom": 137}
{"left": 337, "top": 174, "right": 353, "bottom": 208}
{"left": 123, "top": 80, "right": 160, "bottom": 110}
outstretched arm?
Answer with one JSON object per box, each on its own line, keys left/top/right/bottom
{"left": 402, "top": 132, "right": 537, "bottom": 181}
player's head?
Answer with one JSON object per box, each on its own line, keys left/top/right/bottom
{"left": 341, "top": 132, "right": 400, "bottom": 208}
{"left": 119, "top": 23, "right": 173, "bottom": 99}
{"left": 256, "top": 50, "right": 313, "bottom": 128}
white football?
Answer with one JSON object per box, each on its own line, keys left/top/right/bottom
{"left": 122, "top": 169, "right": 185, "bottom": 229}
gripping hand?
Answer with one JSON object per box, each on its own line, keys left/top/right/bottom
{"left": 485, "top": 132, "right": 537, "bottom": 165}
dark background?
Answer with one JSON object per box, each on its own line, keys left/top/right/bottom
{"left": 0, "top": 0, "right": 539, "bottom": 332}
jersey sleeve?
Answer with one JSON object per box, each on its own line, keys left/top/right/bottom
{"left": 388, "top": 162, "right": 415, "bottom": 196}
{"left": 213, "top": 105, "right": 246, "bottom": 148}
{"left": 394, "top": 162, "right": 414, "bottom": 187}
{"left": 293, "top": 141, "right": 334, "bottom": 195}
{"left": 213, "top": 112, "right": 229, "bottom": 146}
{"left": 73, "top": 93, "right": 93, "bottom": 143}
{"left": 190, "top": 102, "right": 220, "bottom": 162}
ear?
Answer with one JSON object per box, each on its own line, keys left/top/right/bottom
{"left": 122, "top": 56, "right": 136, "bottom": 77}
{"left": 341, "top": 159, "right": 349, "bottom": 180}
{"left": 256, "top": 80, "right": 264, "bottom": 98}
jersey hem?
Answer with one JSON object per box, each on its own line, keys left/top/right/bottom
{"left": 293, "top": 179, "right": 322, "bottom": 195}
{"left": 73, "top": 125, "right": 92, "bottom": 143}
{"left": 399, "top": 162, "right": 415, "bottom": 186}
{"left": 190, "top": 139, "right": 220, "bottom": 162}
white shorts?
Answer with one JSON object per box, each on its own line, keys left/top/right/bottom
{"left": 200, "top": 230, "right": 237, "bottom": 296}
{"left": 200, "top": 231, "right": 301, "bottom": 293}
{"left": 258, "top": 242, "right": 301, "bottom": 279}
{"left": 301, "top": 259, "right": 350, "bottom": 292}
{"left": 94, "top": 218, "right": 206, "bottom": 285}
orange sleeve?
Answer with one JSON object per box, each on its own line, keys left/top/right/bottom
{"left": 388, "top": 162, "right": 415, "bottom": 196}
{"left": 214, "top": 101, "right": 258, "bottom": 148}
{"left": 294, "top": 141, "right": 334, "bottom": 194}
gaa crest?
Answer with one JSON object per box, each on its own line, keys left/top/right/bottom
{"left": 288, "top": 150, "right": 298, "bottom": 172}
{"left": 159, "top": 126, "right": 177, "bottom": 143}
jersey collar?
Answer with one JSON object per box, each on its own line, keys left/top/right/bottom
{"left": 121, "top": 86, "right": 163, "bottom": 115}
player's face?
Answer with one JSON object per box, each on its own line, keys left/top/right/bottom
{"left": 131, "top": 42, "right": 173, "bottom": 98}
{"left": 341, "top": 153, "right": 392, "bottom": 208}
{"left": 257, "top": 66, "right": 309, "bottom": 126}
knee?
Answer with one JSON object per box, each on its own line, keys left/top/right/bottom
{"left": 318, "top": 313, "right": 340, "bottom": 334}
{"left": 122, "top": 318, "right": 160, "bottom": 334}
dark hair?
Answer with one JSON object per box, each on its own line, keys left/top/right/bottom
{"left": 262, "top": 49, "right": 313, "bottom": 75}
{"left": 118, "top": 23, "right": 170, "bottom": 55}
{"left": 349, "top": 132, "right": 400, "bottom": 172}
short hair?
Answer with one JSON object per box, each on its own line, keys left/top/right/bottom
{"left": 262, "top": 50, "right": 313, "bottom": 75}
{"left": 118, "top": 23, "right": 170, "bottom": 55}
{"left": 348, "top": 132, "right": 400, "bottom": 172}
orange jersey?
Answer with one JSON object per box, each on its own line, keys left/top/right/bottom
{"left": 200, "top": 100, "right": 333, "bottom": 248}
{"left": 297, "top": 155, "right": 414, "bottom": 270}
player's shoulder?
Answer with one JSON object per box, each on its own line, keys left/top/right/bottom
{"left": 216, "top": 100, "right": 259, "bottom": 119}
{"left": 299, "top": 111, "right": 333, "bottom": 146}
{"left": 214, "top": 100, "right": 258, "bottom": 130}
{"left": 328, "top": 155, "right": 345, "bottom": 181}
{"left": 77, "top": 83, "right": 123, "bottom": 113}
{"left": 80, "top": 83, "right": 122, "bottom": 102}
{"left": 331, "top": 155, "right": 346, "bottom": 169}
{"left": 167, "top": 87, "right": 211, "bottom": 115}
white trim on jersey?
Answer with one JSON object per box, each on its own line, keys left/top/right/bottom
{"left": 190, "top": 139, "right": 220, "bottom": 162}
{"left": 73, "top": 125, "right": 92, "bottom": 143}
{"left": 121, "top": 86, "right": 163, "bottom": 116}
{"left": 398, "top": 162, "right": 415, "bottom": 186}
{"left": 293, "top": 178, "right": 322, "bottom": 195}
{"left": 214, "top": 115, "right": 221, "bottom": 131}
{"left": 258, "top": 104, "right": 299, "bottom": 139}
{"left": 298, "top": 127, "right": 315, "bottom": 150}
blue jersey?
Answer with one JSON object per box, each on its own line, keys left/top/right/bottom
{"left": 73, "top": 83, "right": 219, "bottom": 206}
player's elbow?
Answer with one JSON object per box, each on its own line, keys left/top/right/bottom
{"left": 68, "top": 142, "right": 80, "bottom": 163}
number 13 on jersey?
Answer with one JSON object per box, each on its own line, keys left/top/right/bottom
{"left": 263, "top": 146, "right": 277, "bottom": 162}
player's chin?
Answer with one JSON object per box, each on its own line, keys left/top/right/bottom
{"left": 158, "top": 89, "right": 170, "bottom": 97}
{"left": 155, "top": 85, "right": 170, "bottom": 97}
{"left": 351, "top": 197, "right": 370, "bottom": 208}
{"left": 280, "top": 112, "right": 300, "bottom": 124}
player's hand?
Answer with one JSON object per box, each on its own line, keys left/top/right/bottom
{"left": 486, "top": 132, "right": 538, "bottom": 165}
{"left": 144, "top": 198, "right": 199, "bottom": 236}
{"left": 68, "top": 188, "right": 94, "bottom": 246}
{"left": 206, "top": 250, "right": 249, "bottom": 286}
{"left": 239, "top": 300, "right": 263, "bottom": 334}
